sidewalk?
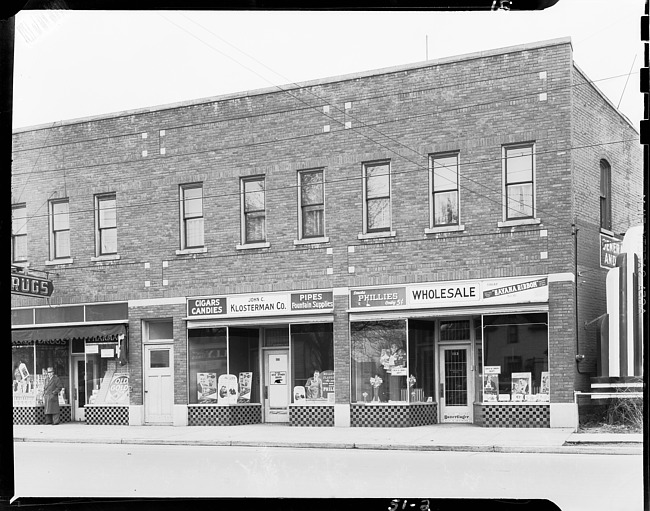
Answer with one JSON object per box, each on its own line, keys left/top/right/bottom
{"left": 13, "top": 423, "right": 643, "bottom": 455}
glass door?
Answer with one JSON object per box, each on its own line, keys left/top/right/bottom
{"left": 438, "top": 344, "right": 472, "bottom": 423}
{"left": 263, "top": 349, "right": 290, "bottom": 423}
{"left": 72, "top": 356, "right": 85, "bottom": 421}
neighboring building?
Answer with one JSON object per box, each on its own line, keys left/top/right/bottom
{"left": 11, "top": 37, "right": 642, "bottom": 428}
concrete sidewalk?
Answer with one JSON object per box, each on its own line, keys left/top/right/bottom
{"left": 13, "top": 423, "right": 643, "bottom": 455}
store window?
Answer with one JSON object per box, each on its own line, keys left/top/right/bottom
{"left": 50, "top": 199, "right": 71, "bottom": 260}
{"left": 503, "top": 144, "right": 535, "bottom": 220}
{"left": 482, "top": 313, "right": 549, "bottom": 402}
{"left": 362, "top": 161, "right": 391, "bottom": 233}
{"left": 291, "top": 324, "right": 334, "bottom": 402}
{"left": 430, "top": 153, "right": 460, "bottom": 227}
{"left": 298, "top": 169, "right": 325, "bottom": 239}
{"left": 407, "top": 320, "right": 435, "bottom": 403}
{"left": 12, "top": 341, "right": 70, "bottom": 407}
{"left": 351, "top": 320, "right": 407, "bottom": 403}
{"left": 188, "top": 328, "right": 227, "bottom": 404}
{"left": 12, "top": 204, "right": 27, "bottom": 263}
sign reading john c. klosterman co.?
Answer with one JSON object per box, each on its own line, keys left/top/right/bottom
{"left": 350, "top": 276, "right": 549, "bottom": 310}
{"left": 187, "top": 290, "right": 334, "bottom": 318}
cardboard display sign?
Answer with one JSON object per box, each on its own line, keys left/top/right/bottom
{"left": 197, "top": 372, "right": 217, "bottom": 403}
{"left": 238, "top": 372, "right": 252, "bottom": 403}
{"left": 217, "top": 374, "right": 239, "bottom": 405}
{"left": 293, "top": 385, "right": 306, "bottom": 404}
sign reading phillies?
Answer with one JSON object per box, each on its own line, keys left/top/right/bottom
{"left": 350, "top": 276, "right": 549, "bottom": 310}
{"left": 188, "top": 291, "right": 333, "bottom": 318}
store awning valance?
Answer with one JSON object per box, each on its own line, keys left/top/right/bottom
{"left": 12, "top": 324, "right": 127, "bottom": 344}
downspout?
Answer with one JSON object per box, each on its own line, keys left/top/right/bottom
{"left": 572, "top": 223, "right": 588, "bottom": 374}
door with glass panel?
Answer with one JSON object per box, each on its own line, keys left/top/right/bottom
{"left": 438, "top": 344, "right": 472, "bottom": 423}
{"left": 144, "top": 345, "right": 174, "bottom": 424}
{"left": 263, "top": 349, "right": 290, "bottom": 423}
{"left": 72, "top": 356, "right": 86, "bottom": 421}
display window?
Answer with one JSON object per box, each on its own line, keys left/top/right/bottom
{"left": 482, "top": 313, "right": 549, "bottom": 403}
{"left": 290, "top": 323, "right": 334, "bottom": 403}
{"left": 187, "top": 327, "right": 259, "bottom": 405}
{"left": 12, "top": 341, "right": 70, "bottom": 406}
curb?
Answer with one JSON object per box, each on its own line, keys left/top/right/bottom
{"left": 13, "top": 436, "right": 642, "bottom": 455}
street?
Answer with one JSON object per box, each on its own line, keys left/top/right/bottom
{"left": 12, "top": 442, "right": 643, "bottom": 510}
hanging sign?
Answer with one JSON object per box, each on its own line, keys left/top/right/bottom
{"left": 11, "top": 273, "right": 54, "bottom": 298}
{"left": 600, "top": 233, "right": 622, "bottom": 269}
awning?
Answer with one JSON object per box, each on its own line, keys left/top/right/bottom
{"left": 12, "top": 324, "right": 127, "bottom": 344}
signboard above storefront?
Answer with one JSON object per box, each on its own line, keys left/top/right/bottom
{"left": 187, "top": 290, "right": 334, "bottom": 318}
{"left": 11, "top": 272, "right": 54, "bottom": 298}
{"left": 349, "top": 275, "right": 549, "bottom": 311}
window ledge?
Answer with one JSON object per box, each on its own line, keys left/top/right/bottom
{"left": 294, "top": 237, "right": 330, "bottom": 246}
{"left": 236, "top": 242, "right": 271, "bottom": 251}
{"left": 599, "top": 228, "right": 617, "bottom": 237}
{"left": 11, "top": 262, "right": 30, "bottom": 269}
{"left": 425, "top": 224, "right": 465, "bottom": 234}
{"left": 45, "top": 258, "right": 74, "bottom": 266}
{"left": 497, "top": 218, "right": 541, "bottom": 228}
{"left": 358, "top": 231, "right": 396, "bottom": 240}
{"left": 175, "top": 247, "right": 207, "bottom": 255}
{"left": 91, "top": 254, "right": 120, "bottom": 262}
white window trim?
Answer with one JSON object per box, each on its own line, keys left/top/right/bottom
{"left": 240, "top": 176, "right": 267, "bottom": 245}
{"left": 49, "top": 199, "right": 71, "bottom": 261}
{"left": 91, "top": 254, "right": 121, "bottom": 262}
{"left": 294, "top": 237, "right": 330, "bottom": 246}
{"left": 297, "top": 168, "right": 326, "bottom": 241}
{"left": 429, "top": 152, "right": 461, "bottom": 229}
{"left": 362, "top": 160, "right": 392, "bottom": 235}
{"left": 179, "top": 183, "right": 204, "bottom": 251}
{"left": 502, "top": 143, "right": 537, "bottom": 222}
{"left": 45, "top": 257, "right": 74, "bottom": 266}
{"left": 95, "top": 193, "right": 118, "bottom": 257}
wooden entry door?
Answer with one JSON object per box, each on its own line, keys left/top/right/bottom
{"left": 263, "top": 349, "right": 290, "bottom": 423}
{"left": 144, "top": 345, "right": 174, "bottom": 424}
{"left": 438, "top": 344, "right": 472, "bottom": 423}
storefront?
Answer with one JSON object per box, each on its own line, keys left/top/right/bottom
{"left": 185, "top": 290, "right": 335, "bottom": 426}
{"left": 12, "top": 302, "right": 129, "bottom": 425}
{"left": 348, "top": 275, "right": 550, "bottom": 428}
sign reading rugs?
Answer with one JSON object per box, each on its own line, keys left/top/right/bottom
{"left": 350, "top": 276, "right": 549, "bottom": 310}
{"left": 188, "top": 291, "right": 334, "bottom": 318}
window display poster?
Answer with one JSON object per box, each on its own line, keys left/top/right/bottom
{"left": 320, "top": 370, "right": 334, "bottom": 399}
{"left": 484, "top": 366, "right": 501, "bottom": 375}
{"left": 197, "top": 372, "right": 217, "bottom": 403}
{"left": 238, "top": 372, "right": 252, "bottom": 403}
{"left": 218, "top": 374, "right": 239, "bottom": 404}
{"left": 483, "top": 374, "right": 498, "bottom": 401}
{"left": 511, "top": 372, "right": 532, "bottom": 396}
{"left": 105, "top": 373, "right": 129, "bottom": 405}
{"left": 540, "top": 371, "right": 550, "bottom": 394}
{"left": 293, "top": 385, "right": 306, "bottom": 404}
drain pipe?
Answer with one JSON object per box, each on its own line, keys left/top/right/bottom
{"left": 573, "top": 224, "right": 589, "bottom": 375}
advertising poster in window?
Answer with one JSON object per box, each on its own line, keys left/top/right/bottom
{"left": 238, "top": 372, "right": 252, "bottom": 403}
{"left": 105, "top": 373, "right": 129, "bottom": 405}
{"left": 217, "top": 374, "right": 239, "bottom": 404}
{"left": 320, "top": 370, "right": 335, "bottom": 400}
{"left": 197, "top": 372, "right": 217, "bottom": 403}
{"left": 483, "top": 374, "right": 498, "bottom": 402}
{"left": 293, "top": 385, "right": 306, "bottom": 404}
{"left": 511, "top": 372, "right": 532, "bottom": 398}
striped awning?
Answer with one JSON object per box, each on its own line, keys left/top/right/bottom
{"left": 12, "top": 324, "right": 126, "bottom": 344}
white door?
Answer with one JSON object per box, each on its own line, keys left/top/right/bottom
{"left": 144, "top": 345, "right": 174, "bottom": 424}
{"left": 439, "top": 344, "right": 473, "bottom": 423}
{"left": 264, "top": 349, "right": 289, "bottom": 423}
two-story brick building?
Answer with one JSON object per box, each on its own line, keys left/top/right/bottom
{"left": 11, "top": 37, "right": 642, "bottom": 429}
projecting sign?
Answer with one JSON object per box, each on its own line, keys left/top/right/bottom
{"left": 600, "top": 233, "right": 622, "bottom": 269}
{"left": 11, "top": 273, "right": 54, "bottom": 298}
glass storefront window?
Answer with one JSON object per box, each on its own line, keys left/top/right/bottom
{"left": 291, "top": 324, "right": 334, "bottom": 402}
{"left": 482, "top": 313, "right": 549, "bottom": 403}
{"left": 407, "top": 320, "right": 435, "bottom": 402}
{"left": 12, "top": 341, "right": 70, "bottom": 406}
{"left": 229, "top": 328, "right": 260, "bottom": 404}
{"left": 351, "top": 320, "right": 407, "bottom": 403}
{"left": 188, "top": 328, "right": 227, "bottom": 404}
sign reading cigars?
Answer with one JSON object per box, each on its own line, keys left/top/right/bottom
{"left": 350, "top": 275, "right": 549, "bottom": 310}
{"left": 188, "top": 290, "right": 334, "bottom": 318}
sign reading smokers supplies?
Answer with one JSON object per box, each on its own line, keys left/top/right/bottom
{"left": 187, "top": 291, "right": 334, "bottom": 318}
{"left": 350, "top": 276, "right": 549, "bottom": 310}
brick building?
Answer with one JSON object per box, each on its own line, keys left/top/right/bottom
{"left": 11, "top": 37, "right": 642, "bottom": 428}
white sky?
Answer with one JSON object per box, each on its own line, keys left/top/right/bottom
{"left": 12, "top": 1, "right": 645, "bottom": 131}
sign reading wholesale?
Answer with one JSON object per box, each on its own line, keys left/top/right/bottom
{"left": 350, "top": 276, "right": 548, "bottom": 310}
{"left": 188, "top": 291, "right": 334, "bottom": 318}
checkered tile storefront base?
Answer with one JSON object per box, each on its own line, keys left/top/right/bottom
{"left": 188, "top": 404, "right": 262, "bottom": 426}
{"left": 13, "top": 406, "right": 71, "bottom": 425}
{"left": 351, "top": 403, "right": 438, "bottom": 428}
{"left": 85, "top": 406, "right": 129, "bottom": 426}
{"left": 289, "top": 405, "right": 334, "bottom": 427}
{"left": 482, "top": 404, "right": 550, "bottom": 428}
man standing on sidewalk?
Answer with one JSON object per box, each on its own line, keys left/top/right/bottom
{"left": 43, "top": 367, "right": 63, "bottom": 425}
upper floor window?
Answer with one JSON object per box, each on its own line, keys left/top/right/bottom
{"left": 241, "top": 176, "right": 266, "bottom": 244}
{"left": 50, "top": 199, "right": 71, "bottom": 260}
{"left": 600, "top": 159, "right": 612, "bottom": 231}
{"left": 180, "top": 184, "right": 204, "bottom": 249}
{"left": 12, "top": 204, "right": 27, "bottom": 263}
{"left": 298, "top": 169, "right": 325, "bottom": 239}
{"left": 95, "top": 194, "right": 117, "bottom": 255}
{"left": 503, "top": 144, "right": 535, "bottom": 220}
{"left": 430, "top": 153, "right": 459, "bottom": 227}
{"left": 363, "top": 161, "right": 391, "bottom": 233}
